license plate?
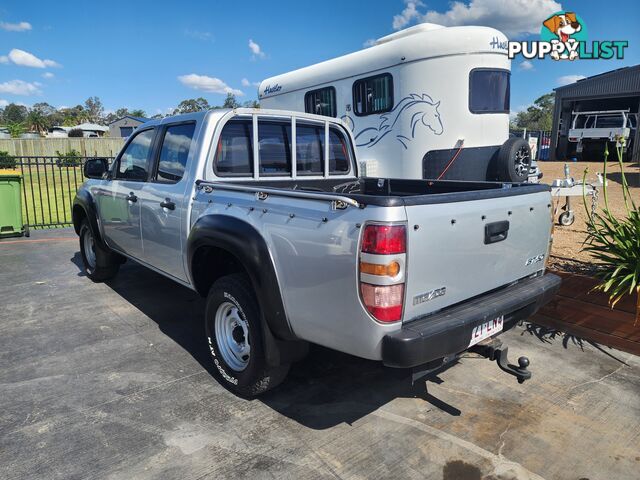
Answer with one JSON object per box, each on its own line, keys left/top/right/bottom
{"left": 468, "top": 315, "right": 504, "bottom": 347}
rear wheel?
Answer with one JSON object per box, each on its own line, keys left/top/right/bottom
{"left": 205, "top": 274, "right": 289, "bottom": 397}
{"left": 79, "top": 220, "right": 120, "bottom": 281}
{"left": 497, "top": 138, "right": 531, "bottom": 182}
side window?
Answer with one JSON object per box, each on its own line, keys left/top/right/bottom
{"left": 155, "top": 123, "right": 196, "bottom": 183}
{"left": 304, "top": 87, "right": 337, "bottom": 117}
{"left": 258, "top": 121, "right": 291, "bottom": 176}
{"left": 296, "top": 123, "right": 324, "bottom": 175}
{"left": 328, "top": 127, "right": 350, "bottom": 174}
{"left": 116, "top": 129, "right": 155, "bottom": 181}
{"left": 469, "top": 69, "right": 510, "bottom": 114}
{"left": 214, "top": 119, "right": 254, "bottom": 176}
{"left": 353, "top": 73, "right": 393, "bottom": 116}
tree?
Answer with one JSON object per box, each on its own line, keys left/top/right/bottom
{"left": 2, "top": 103, "right": 28, "bottom": 124}
{"left": 222, "top": 93, "right": 240, "bottom": 109}
{"left": 26, "top": 109, "right": 50, "bottom": 134}
{"left": 130, "top": 109, "right": 147, "bottom": 118}
{"left": 242, "top": 100, "right": 260, "bottom": 108}
{"left": 84, "top": 96, "right": 105, "bottom": 123}
{"left": 513, "top": 92, "right": 555, "bottom": 131}
{"left": 173, "top": 98, "right": 210, "bottom": 114}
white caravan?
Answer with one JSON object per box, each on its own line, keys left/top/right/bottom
{"left": 259, "top": 24, "right": 536, "bottom": 183}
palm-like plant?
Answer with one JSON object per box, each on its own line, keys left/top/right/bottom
{"left": 582, "top": 139, "right": 639, "bottom": 324}
{"left": 26, "top": 109, "right": 49, "bottom": 134}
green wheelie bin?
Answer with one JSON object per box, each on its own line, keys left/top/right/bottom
{"left": 0, "top": 174, "right": 26, "bottom": 238}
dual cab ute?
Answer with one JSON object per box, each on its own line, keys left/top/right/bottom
{"left": 74, "top": 108, "right": 560, "bottom": 397}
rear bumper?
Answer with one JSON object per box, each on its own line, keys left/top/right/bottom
{"left": 381, "top": 273, "right": 561, "bottom": 368}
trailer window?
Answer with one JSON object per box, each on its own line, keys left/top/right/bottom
{"left": 304, "top": 87, "right": 337, "bottom": 117}
{"left": 214, "top": 120, "right": 254, "bottom": 176}
{"left": 353, "top": 73, "right": 393, "bottom": 116}
{"left": 259, "top": 120, "right": 292, "bottom": 176}
{"left": 296, "top": 123, "right": 324, "bottom": 175}
{"left": 469, "top": 69, "right": 510, "bottom": 114}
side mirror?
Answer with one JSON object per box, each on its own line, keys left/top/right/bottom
{"left": 84, "top": 158, "right": 109, "bottom": 179}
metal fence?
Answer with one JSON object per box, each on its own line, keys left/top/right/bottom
{"left": 510, "top": 129, "right": 553, "bottom": 161}
{"left": 10, "top": 156, "right": 113, "bottom": 229}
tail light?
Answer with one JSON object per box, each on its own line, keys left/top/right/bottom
{"left": 359, "top": 224, "right": 406, "bottom": 323}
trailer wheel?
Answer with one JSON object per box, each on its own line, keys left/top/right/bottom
{"left": 497, "top": 138, "right": 531, "bottom": 183}
{"left": 558, "top": 211, "right": 575, "bottom": 226}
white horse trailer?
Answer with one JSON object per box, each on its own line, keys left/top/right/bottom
{"left": 259, "top": 24, "right": 536, "bottom": 182}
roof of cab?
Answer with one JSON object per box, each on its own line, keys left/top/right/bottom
{"left": 259, "top": 24, "right": 509, "bottom": 98}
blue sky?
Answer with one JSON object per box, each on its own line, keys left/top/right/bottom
{"left": 1, "top": 0, "right": 639, "bottom": 117}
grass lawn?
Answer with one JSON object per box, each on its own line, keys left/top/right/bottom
{"left": 0, "top": 164, "right": 83, "bottom": 228}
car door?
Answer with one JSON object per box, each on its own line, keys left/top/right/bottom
{"left": 98, "top": 128, "right": 156, "bottom": 259}
{"left": 137, "top": 122, "right": 196, "bottom": 281}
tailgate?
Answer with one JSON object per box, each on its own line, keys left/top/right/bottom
{"left": 403, "top": 189, "right": 552, "bottom": 322}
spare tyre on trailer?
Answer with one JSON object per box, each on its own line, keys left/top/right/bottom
{"left": 496, "top": 137, "right": 532, "bottom": 183}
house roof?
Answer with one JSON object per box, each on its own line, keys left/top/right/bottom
{"left": 108, "top": 115, "right": 149, "bottom": 126}
{"left": 74, "top": 122, "right": 109, "bottom": 132}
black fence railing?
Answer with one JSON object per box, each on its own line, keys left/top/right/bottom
{"left": 10, "top": 156, "right": 113, "bottom": 229}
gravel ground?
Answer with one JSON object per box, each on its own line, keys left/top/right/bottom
{"left": 538, "top": 160, "right": 640, "bottom": 274}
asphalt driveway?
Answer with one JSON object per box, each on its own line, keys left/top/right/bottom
{"left": 1, "top": 228, "right": 639, "bottom": 480}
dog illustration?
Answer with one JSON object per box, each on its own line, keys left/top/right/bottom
{"left": 543, "top": 12, "right": 582, "bottom": 60}
{"left": 349, "top": 94, "right": 443, "bottom": 149}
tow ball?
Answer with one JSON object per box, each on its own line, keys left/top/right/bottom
{"left": 470, "top": 338, "right": 531, "bottom": 384}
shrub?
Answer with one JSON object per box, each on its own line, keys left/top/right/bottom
{"left": 582, "top": 139, "right": 639, "bottom": 324}
{"left": 56, "top": 149, "right": 82, "bottom": 167}
{"left": 68, "top": 128, "right": 84, "bottom": 138}
{"left": 0, "top": 151, "right": 16, "bottom": 169}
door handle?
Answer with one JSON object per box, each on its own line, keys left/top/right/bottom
{"left": 126, "top": 193, "right": 137, "bottom": 203}
{"left": 484, "top": 220, "right": 509, "bottom": 244}
{"left": 160, "top": 198, "right": 175, "bottom": 210}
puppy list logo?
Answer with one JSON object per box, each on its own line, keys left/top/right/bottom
{"left": 508, "top": 11, "right": 628, "bottom": 61}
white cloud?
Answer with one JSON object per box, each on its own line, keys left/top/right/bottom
{"left": 363, "top": 38, "right": 377, "bottom": 48}
{"left": 185, "top": 29, "right": 213, "bottom": 41}
{"left": 42, "top": 72, "right": 55, "bottom": 79}
{"left": 0, "top": 21, "right": 32, "bottom": 32}
{"left": 248, "top": 39, "right": 266, "bottom": 59}
{"left": 0, "top": 55, "right": 7, "bottom": 64}
{"left": 518, "top": 60, "right": 534, "bottom": 71}
{"left": 7, "top": 49, "right": 61, "bottom": 68}
{"left": 0, "top": 79, "right": 42, "bottom": 95}
{"left": 393, "top": 1, "right": 425, "bottom": 30}
{"left": 178, "top": 74, "right": 244, "bottom": 96}
{"left": 241, "top": 78, "right": 260, "bottom": 87}
{"left": 392, "top": 0, "right": 562, "bottom": 38}
{"left": 0, "top": 99, "right": 8, "bottom": 107}
{"left": 557, "top": 74, "right": 586, "bottom": 86}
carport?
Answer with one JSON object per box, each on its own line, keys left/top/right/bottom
{"left": 1, "top": 229, "right": 640, "bottom": 480}
{"left": 551, "top": 65, "right": 640, "bottom": 162}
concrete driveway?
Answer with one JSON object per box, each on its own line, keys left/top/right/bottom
{"left": 1, "top": 228, "right": 639, "bottom": 480}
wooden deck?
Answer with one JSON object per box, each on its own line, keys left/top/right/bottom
{"left": 533, "top": 271, "right": 640, "bottom": 356}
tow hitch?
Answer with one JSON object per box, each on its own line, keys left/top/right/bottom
{"left": 470, "top": 338, "right": 531, "bottom": 384}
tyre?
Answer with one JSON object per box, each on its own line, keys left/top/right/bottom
{"left": 205, "top": 274, "right": 289, "bottom": 397}
{"left": 558, "top": 211, "right": 575, "bottom": 226}
{"left": 79, "top": 220, "right": 120, "bottom": 281}
{"left": 497, "top": 138, "right": 531, "bottom": 182}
